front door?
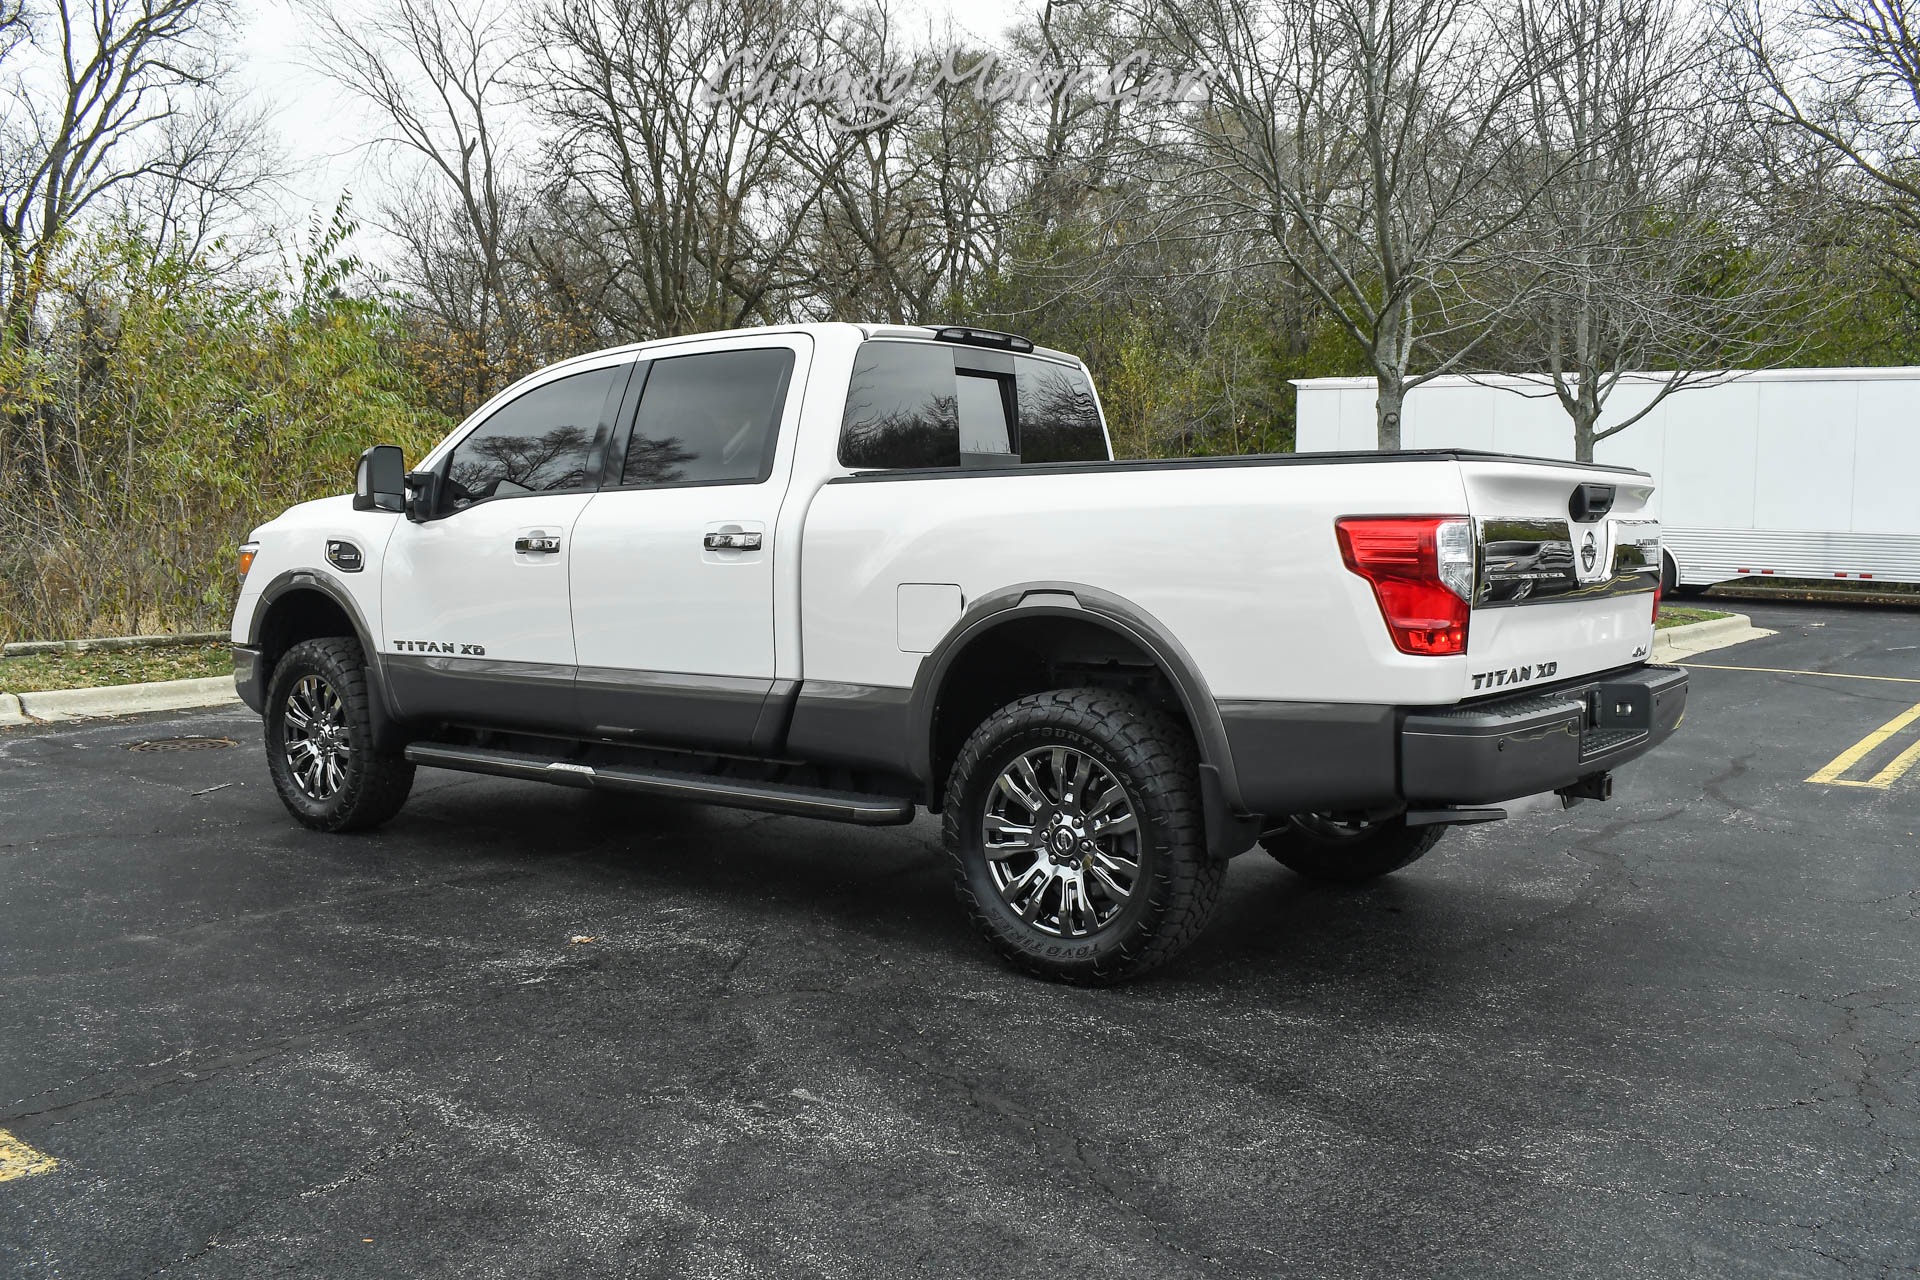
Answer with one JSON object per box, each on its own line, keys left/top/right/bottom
{"left": 381, "top": 361, "right": 632, "bottom": 730}
{"left": 568, "top": 337, "right": 807, "bottom": 751}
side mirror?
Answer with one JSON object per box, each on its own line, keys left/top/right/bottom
{"left": 353, "top": 444, "right": 406, "bottom": 513}
{"left": 404, "top": 469, "right": 442, "bottom": 523}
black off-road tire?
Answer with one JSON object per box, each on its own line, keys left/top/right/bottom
{"left": 943, "top": 688, "right": 1226, "bottom": 985}
{"left": 264, "top": 637, "right": 415, "bottom": 832}
{"left": 1259, "top": 815, "right": 1444, "bottom": 884}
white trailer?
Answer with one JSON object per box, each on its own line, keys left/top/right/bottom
{"left": 1294, "top": 368, "right": 1920, "bottom": 592}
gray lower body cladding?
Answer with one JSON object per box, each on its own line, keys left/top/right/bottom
{"left": 1399, "top": 664, "right": 1687, "bottom": 805}
{"left": 240, "top": 637, "right": 1686, "bottom": 821}
{"left": 233, "top": 645, "right": 265, "bottom": 713}
{"left": 1221, "top": 664, "right": 1688, "bottom": 815}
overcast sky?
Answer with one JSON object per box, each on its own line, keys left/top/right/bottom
{"left": 230, "top": 0, "right": 1030, "bottom": 244}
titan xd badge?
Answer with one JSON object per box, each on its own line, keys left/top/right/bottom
{"left": 1472, "top": 661, "right": 1559, "bottom": 691}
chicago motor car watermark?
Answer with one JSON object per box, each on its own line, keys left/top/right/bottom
{"left": 697, "top": 47, "right": 1212, "bottom": 130}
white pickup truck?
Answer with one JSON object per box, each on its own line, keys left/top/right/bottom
{"left": 231, "top": 322, "right": 1686, "bottom": 982}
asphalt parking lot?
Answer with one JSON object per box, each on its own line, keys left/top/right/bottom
{"left": 2, "top": 600, "right": 1916, "bottom": 1278}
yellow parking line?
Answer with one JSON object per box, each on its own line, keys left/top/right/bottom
{"left": 0, "top": 1128, "right": 58, "bottom": 1181}
{"left": 1681, "top": 661, "right": 1920, "bottom": 686}
{"left": 1807, "top": 701, "right": 1920, "bottom": 789}
{"left": 1866, "top": 737, "right": 1920, "bottom": 789}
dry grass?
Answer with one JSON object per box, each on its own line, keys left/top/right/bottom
{"left": 1656, "top": 606, "right": 1731, "bottom": 630}
{"left": 0, "top": 642, "right": 230, "bottom": 694}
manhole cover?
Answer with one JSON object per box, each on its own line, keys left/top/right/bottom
{"left": 124, "top": 736, "right": 238, "bottom": 752}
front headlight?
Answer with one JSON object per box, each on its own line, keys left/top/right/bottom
{"left": 238, "top": 542, "right": 259, "bottom": 581}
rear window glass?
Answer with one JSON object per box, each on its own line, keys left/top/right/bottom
{"left": 1015, "top": 357, "right": 1107, "bottom": 463}
{"left": 840, "top": 342, "right": 960, "bottom": 469}
{"left": 956, "top": 372, "right": 1014, "bottom": 455}
{"left": 840, "top": 341, "right": 1109, "bottom": 469}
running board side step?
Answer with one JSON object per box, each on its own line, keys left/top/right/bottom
{"left": 403, "top": 743, "right": 916, "bottom": 826}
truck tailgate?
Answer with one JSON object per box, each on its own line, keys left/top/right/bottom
{"left": 1457, "top": 457, "right": 1662, "bottom": 700}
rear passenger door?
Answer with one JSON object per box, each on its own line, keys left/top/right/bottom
{"left": 566, "top": 336, "right": 807, "bottom": 752}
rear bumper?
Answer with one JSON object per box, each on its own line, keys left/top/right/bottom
{"left": 234, "top": 645, "right": 265, "bottom": 714}
{"left": 1219, "top": 663, "right": 1688, "bottom": 816}
{"left": 1399, "top": 664, "right": 1687, "bottom": 805}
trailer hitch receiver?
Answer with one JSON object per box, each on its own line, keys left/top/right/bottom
{"left": 1557, "top": 772, "right": 1612, "bottom": 805}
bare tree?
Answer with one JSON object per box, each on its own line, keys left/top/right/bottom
{"left": 777, "top": 4, "right": 1031, "bottom": 325}
{"left": 111, "top": 96, "right": 276, "bottom": 261}
{"left": 530, "top": 0, "right": 834, "bottom": 338}
{"left": 984, "top": 0, "right": 1220, "bottom": 315}
{"left": 1155, "top": 0, "right": 1558, "bottom": 446}
{"left": 0, "top": 0, "right": 268, "bottom": 341}
{"left": 1498, "top": 0, "right": 1809, "bottom": 460}
{"left": 1732, "top": 0, "right": 1920, "bottom": 318}
{"left": 1004, "top": 0, "right": 1174, "bottom": 240}
{"left": 1735, "top": 0, "right": 1920, "bottom": 210}
{"left": 771, "top": 4, "right": 961, "bottom": 324}
{"left": 300, "top": 0, "right": 529, "bottom": 409}
{"left": 0, "top": 0, "right": 26, "bottom": 65}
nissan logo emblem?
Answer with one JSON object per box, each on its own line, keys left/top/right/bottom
{"left": 1581, "top": 531, "right": 1598, "bottom": 571}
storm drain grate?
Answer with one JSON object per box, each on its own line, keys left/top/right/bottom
{"left": 124, "top": 736, "right": 239, "bottom": 752}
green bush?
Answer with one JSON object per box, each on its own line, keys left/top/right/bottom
{"left": 0, "top": 208, "right": 449, "bottom": 641}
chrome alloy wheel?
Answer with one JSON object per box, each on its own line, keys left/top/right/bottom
{"left": 982, "top": 745, "right": 1141, "bottom": 938}
{"left": 283, "top": 674, "right": 351, "bottom": 800}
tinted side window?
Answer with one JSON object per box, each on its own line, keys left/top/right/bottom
{"left": 841, "top": 342, "right": 959, "bottom": 469}
{"left": 445, "top": 368, "right": 619, "bottom": 506}
{"left": 1015, "top": 357, "right": 1108, "bottom": 463}
{"left": 621, "top": 348, "right": 795, "bottom": 486}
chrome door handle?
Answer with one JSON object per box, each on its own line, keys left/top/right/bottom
{"left": 515, "top": 535, "right": 561, "bottom": 554}
{"left": 704, "top": 531, "right": 762, "bottom": 551}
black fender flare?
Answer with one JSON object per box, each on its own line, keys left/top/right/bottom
{"left": 907, "top": 582, "right": 1259, "bottom": 858}
{"left": 247, "top": 569, "right": 406, "bottom": 749}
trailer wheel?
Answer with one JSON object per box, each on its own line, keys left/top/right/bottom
{"left": 1661, "top": 551, "right": 1709, "bottom": 598}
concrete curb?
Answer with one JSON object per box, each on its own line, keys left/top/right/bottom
{"left": 2, "top": 631, "right": 226, "bottom": 657}
{"left": 1, "top": 676, "right": 239, "bottom": 725}
{"left": 1652, "top": 612, "right": 1775, "bottom": 664}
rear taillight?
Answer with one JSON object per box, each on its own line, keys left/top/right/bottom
{"left": 1336, "top": 517, "right": 1474, "bottom": 656}
{"left": 1652, "top": 580, "right": 1662, "bottom": 624}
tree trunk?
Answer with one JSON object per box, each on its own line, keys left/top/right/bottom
{"left": 1573, "top": 378, "right": 1600, "bottom": 462}
{"left": 1373, "top": 292, "right": 1411, "bottom": 449}
{"left": 1375, "top": 371, "right": 1405, "bottom": 450}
